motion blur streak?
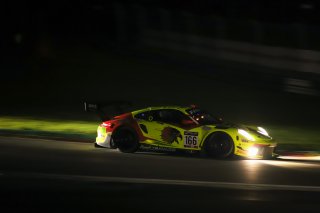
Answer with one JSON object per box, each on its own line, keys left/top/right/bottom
{"left": 278, "top": 156, "right": 320, "bottom": 161}
{"left": 248, "top": 159, "right": 320, "bottom": 168}
{"left": 2, "top": 171, "right": 320, "bottom": 192}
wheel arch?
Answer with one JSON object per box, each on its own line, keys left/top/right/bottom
{"left": 112, "top": 125, "right": 140, "bottom": 153}
{"left": 112, "top": 124, "right": 138, "bottom": 140}
{"left": 200, "top": 130, "right": 234, "bottom": 148}
{"left": 201, "top": 130, "right": 236, "bottom": 158}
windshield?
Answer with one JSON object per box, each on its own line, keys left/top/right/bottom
{"left": 186, "top": 108, "right": 223, "bottom": 125}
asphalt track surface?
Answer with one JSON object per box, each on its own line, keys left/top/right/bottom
{"left": 1, "top": 136, "right": 320, "bottom": 212}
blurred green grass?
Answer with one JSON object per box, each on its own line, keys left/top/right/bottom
{"left": 1, "top": 45, "right": 320, "bottom": 151}
{"left": 249, "top": 124, "right": 320, "bottom": 151}
{"left": 0, "top": 116, "right": 319, "bottom": 151}
{"left": 0, "top": 116, "right": 97, "bottom": 141}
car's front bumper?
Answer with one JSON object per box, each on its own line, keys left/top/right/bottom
{"left": 235, "top": 142, "right": 277, "bottom": 159}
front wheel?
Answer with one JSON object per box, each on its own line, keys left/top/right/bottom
{"left": 112, "top": 127, "right": 140, "bottom": 153}
{"left": 201, "top": 132, "right": 234, "bottom": 158}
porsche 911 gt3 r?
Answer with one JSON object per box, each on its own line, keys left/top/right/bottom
{"left": 94, "top": 105, "right": 277, "bottom": 159}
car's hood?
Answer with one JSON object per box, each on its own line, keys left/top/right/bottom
{"left": 206, "top": 122, "right": 272, "bottom": 140}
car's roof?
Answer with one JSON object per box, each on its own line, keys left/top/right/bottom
{"left": 131, "top": 105, "right": 192, "bottom": 114}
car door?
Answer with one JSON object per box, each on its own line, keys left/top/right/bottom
{"left": 134, "top": 110, "right": 167, "bottom": 146}
{"left": 144, "top": 109, "right": 200, "bottom": 148}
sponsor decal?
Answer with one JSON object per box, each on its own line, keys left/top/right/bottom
{"left": 183, "top": 131, "right": 199, "bottom": 148}
{"left": 140, "top": 144, "right": 176, "bottom": 152}
{"left": 161, "top": 127, "right": 182, "bottom": 144}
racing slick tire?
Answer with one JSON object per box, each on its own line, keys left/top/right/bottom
{"left": 201, "top": 132, "right": 234, "bottom": 159}
{"left": 112, "top": 126, "right": 140, "bottom": 153}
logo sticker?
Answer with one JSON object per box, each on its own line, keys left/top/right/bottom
{"left": 161, "top": 127, "right": 182, "bottom": 144}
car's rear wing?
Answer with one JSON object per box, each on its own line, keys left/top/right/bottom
{"left": 84, "top": 102, "right": 99, "bottom": 112}
{"left": 84, "top": 101, "right": 132, "bottom": 121}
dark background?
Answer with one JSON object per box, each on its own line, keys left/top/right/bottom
{"left": 1, "top": 2, "right": 320, "bottom": 212}
{"left": 1, "top": 0, "right": 320, "bottom": 124}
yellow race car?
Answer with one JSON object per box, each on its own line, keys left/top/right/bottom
{"left": 93, "top": 104, "right": 277, "bottom": 159}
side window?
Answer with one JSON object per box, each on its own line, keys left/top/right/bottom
{"left": 134, "top": 111, "right": 150, "bottom": 120}
{"left": 157, "top": 110, "right": 177, "bottom": 123}
{"left": 157, "top": 109, "right": 195, "bottom": 127}
{"left": 135, "top": 109, "right": 196, "bottom": 128}
{"left": 134, "top": 110, "right": 157, "bottom": 122}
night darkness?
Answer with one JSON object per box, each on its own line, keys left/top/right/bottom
{"left": 2, "top": 0, "right": 319, "bottom": 116}
{"left": 1, "top": 0, "right": 319, "bottom": 120}
{"left": 1, "top": 0, "right": 320, "bottom": 120}
{"left": 1, "top": 1, "right": 320, "bottom": 212}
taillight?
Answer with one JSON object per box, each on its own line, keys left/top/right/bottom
{"left": 102, "top": 122, "right": 112, "bottom": 127}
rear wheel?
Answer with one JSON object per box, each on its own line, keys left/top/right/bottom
{"left": 202, "top": 132, "right": 234, "bottom": 158}
{"left": 112, "top": 127, "right": 140, "bottom": 153}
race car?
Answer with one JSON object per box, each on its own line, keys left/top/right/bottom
{"left": 89, "top": 103, "right": 277, "bottom": 159}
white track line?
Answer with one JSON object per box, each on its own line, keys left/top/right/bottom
{"left": 278, "top": 156, "right": 320, "bottom": 161}
{"left": 2, "top": 171, "right": 320, "bottom": 192}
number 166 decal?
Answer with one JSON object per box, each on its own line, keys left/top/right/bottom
{"left": 184, "top": 131, "right": 198, "bottom": 148}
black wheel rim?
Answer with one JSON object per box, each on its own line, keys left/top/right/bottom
{"left": 114, "top": 130, "right": 137, "bottom": 151}
{"left": 206, "top": 134, "right": 233, "bottom": 157}
{"left": 213, "top": 140, "right": 232, "bottom": 156}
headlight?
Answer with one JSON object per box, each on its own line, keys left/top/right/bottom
{"left": 257, "top": 127, "right": 269, "bottom": 136}
{"left": 238, "top": 129, "right": 255, "bottom": 141}
{"left": 248, "top": 146, "right": 259, "bottom": 157}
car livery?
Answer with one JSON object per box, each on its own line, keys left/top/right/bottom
{"left": 95, "top": 105, "right": 277, "bottom": 159}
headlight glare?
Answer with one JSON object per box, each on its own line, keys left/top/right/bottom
{"left": 238, "top": 129, "right": 255, "bottom": 141}
{"left": 257, "top": 127, "right": 269, "bottom": 136}
{"left": 248, "top": 147, "right": 259, "bottom": 157}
